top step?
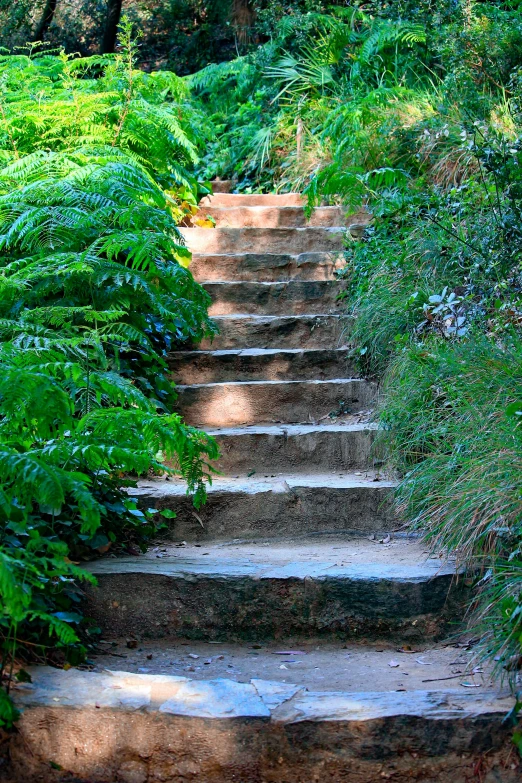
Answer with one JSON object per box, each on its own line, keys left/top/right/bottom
{"left": 196, "top": 205, "right": 348, "bottom": 228}
{"left": 201, "top": 193, "right": 305, "bottom": 207}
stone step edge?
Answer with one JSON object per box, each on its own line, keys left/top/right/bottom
{"left": 13, "top": 667, "right": 513, "bottom": 725}
{"left": 201, "top": 278, "right": 342, "bottom": 284}
{"left": 171, "top": 347, "right": 353, "bottom": 358}
{"left": 133, "top": 473, "right": 396, "bottom": 496}
{"left": 191, "top": 251, "right": 344, "bottom": 259}
{"left": 182, "top": 226, "right": 346, "bottom": 234}
{"left": 175, "top": 377, "right": 368, "bottom": 390}
{"left": 199, "top": 204, "right": 341, "bottom": 211}
{"left": 204, "top": 422, "right": 378, "bottom": 436}
{"left": 208, "top": 313, "right": 342, "bottom": 320}
{"left": 86, "top": 554, "right": 451, "bottom": 582}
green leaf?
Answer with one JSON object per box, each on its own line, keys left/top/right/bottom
{"left": 159, "top": 509, "right": 177, "bottom": 519}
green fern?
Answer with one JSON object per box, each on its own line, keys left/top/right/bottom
{"left": 0, "top": 19, "right": 218, "bottom": 724}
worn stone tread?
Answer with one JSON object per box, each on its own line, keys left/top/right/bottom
{"left": 190, "top": 251, "right": 345, "bottom": 282}
{"left": 175, "top": 377, "right": 376, "bottom": 426}
{"left": 129, "top": 472, "right": 395, "bottom": 541}
{"left": 82, "top": 536, "right": 463, "bottom": 641}
{"left": 88, "top": 537, "right": 449, "bottom": 581}
{"left": 136, "top": 470, "right": 395, "bottom": 495}
{"left": 202, "top": 422, "right": 377, "bottom": 474}
{"left": 200, "top": 192, "right": 306, "bottom": 206}
{"left": 199, "top": 313, "right": 345, "bottom": 350}
{"left": 206, "top": 422, "right": 377, "bottom": 435}
{"left": 181, "top": 226, "right": 345, "bottom": 255}
{"left": 196, "top": 205, "right": 349, "bottom": 228}
{"left": 205, "top": 280, "right": 343, "bottom": 315}
{"left": 13, "top": 667, "right": 511, "bottom": 720}
{"left": 170, "top": 347, "right": 358, "bottom": 383}
{"left": 89, "top": 637, "right": 496, "bottom": 695}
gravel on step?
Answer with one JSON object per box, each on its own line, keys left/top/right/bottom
{"left": 90, "top": 638, "right": 494, "bottom": 694}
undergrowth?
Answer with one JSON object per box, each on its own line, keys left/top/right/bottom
{"left": 0, "top": 20, "right": 218, "bottom": 724}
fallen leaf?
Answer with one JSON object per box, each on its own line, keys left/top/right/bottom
{"left": 273, "top": 650, "right": 306, "bottom": 655}
{"left": 188, "top": 653, "right": 199, "bottom": 659}
{"left": 388, "top": 660, "right": 400, "bottom": 668}
{"left": 415, "top": 658, "right": 433, "bottom": 665}
{"left": 460, "top": 682, "right": 481, "bottom": 687}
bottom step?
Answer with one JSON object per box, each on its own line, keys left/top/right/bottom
{"left": 8, "top": 667, "right": 517, "bottom": 783}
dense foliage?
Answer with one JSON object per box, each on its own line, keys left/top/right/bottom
{"left": 0, "top": 0, "right": 248, "bottom": 72}
{"left": 0, "top": 21, "right": 217, "bottom": 723}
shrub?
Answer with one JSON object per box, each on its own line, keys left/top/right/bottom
{"left": 0, "top": 23, "right": 218, "bottom": 724}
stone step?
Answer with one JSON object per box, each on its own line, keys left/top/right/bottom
{"left": 85, "top": 536, "right": 461, "bottom": 642}
{"left": 197, "top": 205, "right": 348, "bottom": 228}
{"left": 201, "top": 191, "right": 305, "bottom": 206}
{"left": 198, "top": 314, "right": 345, "bottom": 350}
{"left": 170, "top": 348, "right": 357, "bottom": 384}
{"left": 203, "top": 423, "right": 376, "bottom": 474}
{"left": 175, "top": 378, "right": 375, "bottom": 426}
{"left": 180, "top": 226, "right": 345, "bottom": 255}
{"left": 88, "top": 638, "right": 497, "bottom": 695}
{"left": 190, "top": 251, "right": 344, "bottom": 282}
{"left": 12, "top": 668, "right": 515, "bottom": 783}
{"left": 131, "top": 474, "right": 394, "bottom": 541}
{"left": 205, "top": 280, "right": 342, "bottom": 316}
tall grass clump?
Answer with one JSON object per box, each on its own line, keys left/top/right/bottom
{"left": 324, "top": 3, "right": 522, "bottom": 694}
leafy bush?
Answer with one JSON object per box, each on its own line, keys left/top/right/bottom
{"left": 0, "top": 22, "right": 218, "bottom": 724}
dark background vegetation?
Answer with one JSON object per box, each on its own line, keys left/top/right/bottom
{"left": 0, "top": 1, "right": 457, "bottom": 73}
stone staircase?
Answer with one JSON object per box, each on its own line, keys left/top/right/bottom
{"left": 8, "top": 193, "right": 518, "bottom": 782}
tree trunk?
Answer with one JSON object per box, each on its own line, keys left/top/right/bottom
{"left": 101, "top": 0, "right": 123, "bottom": 54}
{"left": 33, "top": 0, "right": 58, "bottom": 42}
{"left": 231, "top": 0, "right": 255, "bottom": 45}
